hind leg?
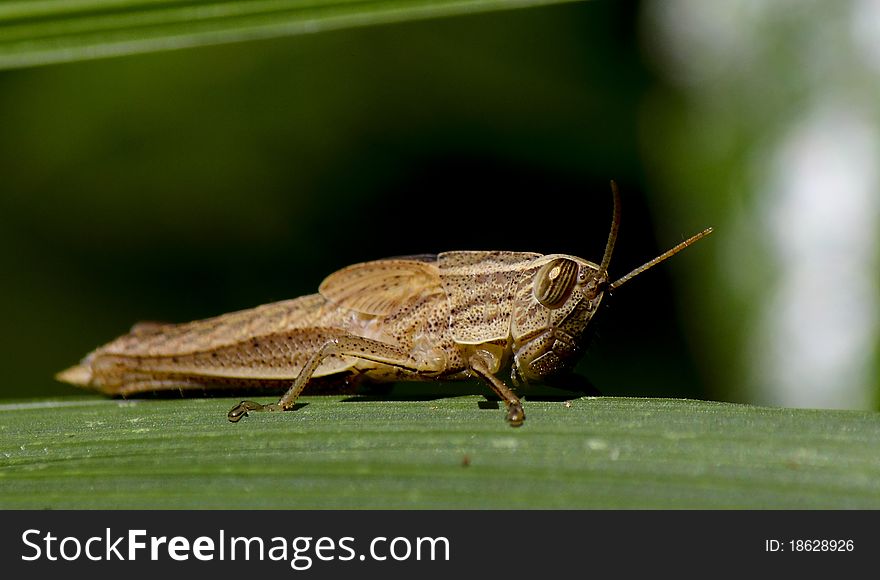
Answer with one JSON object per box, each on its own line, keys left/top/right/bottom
{"left": 228, "top": 334, "right": 440, "bottom": 422}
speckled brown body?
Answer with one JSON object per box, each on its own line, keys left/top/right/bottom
{"left": 57, "top": 251, "right": 591, "bottom": 396}
{"left": 57, "top": 183, "right": 711, "bottom": 426}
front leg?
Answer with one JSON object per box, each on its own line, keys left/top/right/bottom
{"left": 228, "top": 334, "right": 433, "bottom": 422}
{"left": 468, "top": 351, "right": 525, "bottom": 428}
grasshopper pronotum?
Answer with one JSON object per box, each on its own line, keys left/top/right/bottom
{"left": 57, "top": 182, "right": 711, "bottom": 426}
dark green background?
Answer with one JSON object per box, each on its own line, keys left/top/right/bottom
{"left": 0, "top": 1, "right": 722, "bottom": 402}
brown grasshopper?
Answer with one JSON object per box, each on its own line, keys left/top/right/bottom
{"left": 57, "top": 182, "right": 711, "bottom": 427}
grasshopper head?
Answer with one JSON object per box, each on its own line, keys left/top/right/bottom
{"left": 511, "top": 181, "right": 712, "bottom": 384}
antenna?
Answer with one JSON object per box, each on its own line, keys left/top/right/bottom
{"left": 610, "top": 227, "right": 713, "bottom": 291}
{"left": 599, "top": 180, "right": 621, "bottom": 275}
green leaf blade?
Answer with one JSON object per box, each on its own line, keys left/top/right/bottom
{"left": 0, "top": 0, "right": 585, "bottom": 70}
{"left": 1, "top": 396, "right": 879, "bottom": 508}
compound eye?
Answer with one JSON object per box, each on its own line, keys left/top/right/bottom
{"left": 533, "top": 258, "right": 579, "bottom": 308}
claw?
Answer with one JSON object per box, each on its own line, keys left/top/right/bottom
{"left": 227, "top": 400, "right": 266, "bottom": 423}
{"left": 506, "top": 402, "right": 525, "bottom": 427}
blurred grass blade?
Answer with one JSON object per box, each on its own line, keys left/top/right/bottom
{"left": 0, "top": 0, "right": 585, "bottom": 70}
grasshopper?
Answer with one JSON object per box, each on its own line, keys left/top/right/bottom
{"left": 57, "top": 182, "right": 711, "bottom": 427}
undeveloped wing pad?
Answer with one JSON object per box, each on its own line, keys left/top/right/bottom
{"left": 319, "top": 259, "right": 442, "bottom": 316}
